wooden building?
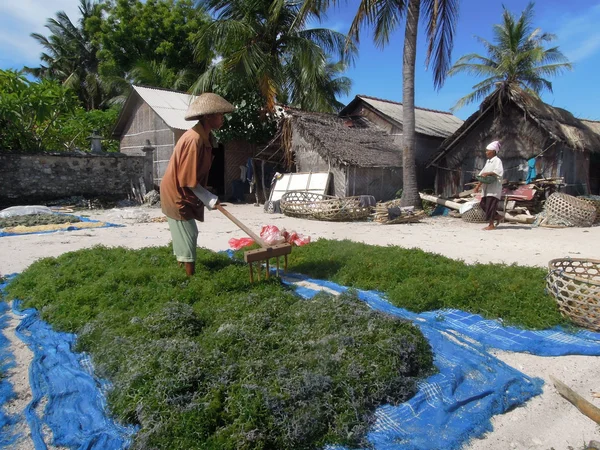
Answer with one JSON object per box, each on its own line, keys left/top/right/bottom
{"left": 286, "top": 109, "right": 403, "bottom": 201}
{"left": 428, "top": 90, "right": 600, "bottom": 197}
{"left": 339, "top": 95, "right": 463, "bottom": 189}
{"left": 112, "top": 85, "right": 254, "bottom": 198}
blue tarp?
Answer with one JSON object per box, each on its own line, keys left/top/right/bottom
{"left": 0, "top": 215, "right": 123, "bottom": 237}
{"left": 282, "top": 273, "right": 600, "bottom": 450}
{"left": 2, "top": 270, "right": 600, "bottom": 450}
{"left": 0, "top": 299, "right": 18, "bottom": 448}
{"left": 0, "top": 275, "right": 137, "bottom": 449}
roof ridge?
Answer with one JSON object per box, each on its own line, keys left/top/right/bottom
{"left": 357, "top": 94, "right": 454, "bottom": 115}
{"left": 133, "top": 84, "right": 195, "bottom": 97}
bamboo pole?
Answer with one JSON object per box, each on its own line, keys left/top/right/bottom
{"left": 419, "top": 193, "right": 462, "bottom": 210}
{"left": 550, "top": 376, "right": 600, "bottom": 425}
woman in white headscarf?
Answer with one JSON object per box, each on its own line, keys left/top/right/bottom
{"left": 474, "top": 141, "right": 504, "bottom": 230}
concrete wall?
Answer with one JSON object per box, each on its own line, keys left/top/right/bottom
{"left": 0, "top": 152, "right": 151, "bottom": 208}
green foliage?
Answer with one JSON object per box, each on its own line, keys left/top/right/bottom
{"left": 98, "top": 0, "right": 211, "bottom": 91}
{"left": 286, "top": 240, "right": 566, "bottom": 329}
{"left": 0, "top": 70, "right": 78, "bottom": 152}
{"left": 192, "top": 0, "right": 354, "bottom": 113}
{"left": 48, "top": 107, "right": 120, "bottom": 152}
{"left": 26, "top": 0, "right": 108, "bottom": 110}
{"left": 0, "top": 69, "right": 119, "bottom": 152}
{"left": 5, "top": 246, "right": 433, "bottom": 449}
{"left": 448, "top": 2, "right": 572, "bottom": 110}
{"left": 0, "top": 214, "right": 82, "bottom": 228}
{"left": 213, "top": 88, "right": 279, "bottom": 145}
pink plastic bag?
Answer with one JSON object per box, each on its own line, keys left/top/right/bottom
{"left": 286, "top": 231, "right": 311, "bottom": 247}
{"left": 260, "top": 225, "right": 286, "bottom": 245}
{"left": 228, "top": 237, "right": 255, "bottom": 250}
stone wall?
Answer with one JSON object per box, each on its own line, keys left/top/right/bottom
{"left": 0, "top": 152, "right": 152, "bottom": 207}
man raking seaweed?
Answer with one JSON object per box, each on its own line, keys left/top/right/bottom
{"left": 160, "top": 93, "right": 291, "bottom": 278}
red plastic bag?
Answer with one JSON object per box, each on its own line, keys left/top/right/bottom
{"left": 291, "top": 234, "right": 311, "bottom": 246}
{"left": 260, "top": 225, "right": 286, "bottom": 245}
{"left": 228, "top": 237, "right": 254, "bottom": 250}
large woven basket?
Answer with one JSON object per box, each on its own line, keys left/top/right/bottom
{"left": 280, "top": 191, "right": 371, "bottom": 221}
{"left": 578, "top": 195, "right": 600, "bottom": 224}
{"left": 547, "top": 258, "right": 600, "bottom": 331}
{"left": 462, "top": 204, "right": 487, "bottom": 223}
{"left": 544, "top": 193, "right": 596, "bottom": 227}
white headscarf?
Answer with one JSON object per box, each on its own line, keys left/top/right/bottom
{"left": 486, "top": 141, "right": 501, "bottom": 152}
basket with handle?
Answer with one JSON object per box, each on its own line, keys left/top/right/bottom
{"left": 546, "top": 258, "right": 600, "bottom": 331}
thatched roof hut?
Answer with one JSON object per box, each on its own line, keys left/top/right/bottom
{"left": 428, "top": 89, "right": 600, "bottom": 197}
{"left": 286, "top": 109, "right": 403, "bottom": 200}
{"left": 339, "top": 95, "right": 463, "bottom": 189}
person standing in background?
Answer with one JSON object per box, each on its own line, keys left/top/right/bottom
{"left": 474, "top": 141, "right": 504, "bottom": 230}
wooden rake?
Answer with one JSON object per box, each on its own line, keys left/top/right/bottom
{"left": 216, "top": 204, "right": 292, "bottom": 282}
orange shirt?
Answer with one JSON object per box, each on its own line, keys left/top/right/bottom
{"left": 160, "top": 123, "right": 213, "bottom": 221}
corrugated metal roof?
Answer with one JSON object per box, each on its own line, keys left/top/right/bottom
{"left": 133, "top": 85, "right": 197, "bottom": 131}
{"left": 357, "top": 95, "right": 463, "bottom": 138}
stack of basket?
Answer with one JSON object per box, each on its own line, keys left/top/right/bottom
{"left": 547, "top": 258, "right": 600, "bottom": 332}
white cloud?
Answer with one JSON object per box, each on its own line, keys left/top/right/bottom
{"left": 0, "top": 0, "right": 82, "bottom": 68}
{"left": 0, "top": 29, "right": 43, "bottom": 64}
{"left": 0, "top": 0, "right": 81, "bottom": 31}
{"left": 550, "top": 3, "right": 600, "bottom": 62}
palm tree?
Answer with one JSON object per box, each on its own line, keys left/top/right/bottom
{"left": 192, "top": 0, "right": 355, "bottom": 113}
{"left": 297, "top": 0, "right": 459, "bottom": 208}
{"left": 26, "top": 0, "right": 106, "bottom": 110}
{"left": 129, "top": 59, "right": 197, "bottom": 92}
{"left": 449, "top": 2, "right": 572, "bottom": 111}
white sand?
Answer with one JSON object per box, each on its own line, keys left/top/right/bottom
{"left": 1, "top": 204, "right": 599, "bottom": 449}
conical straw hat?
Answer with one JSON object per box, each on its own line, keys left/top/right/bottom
{"left": 185, "top": 93, "right": 235, "bottom": 120}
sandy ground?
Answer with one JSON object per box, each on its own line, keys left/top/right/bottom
{"left": 1, "top": 203, "right": 599, "bottom": 449}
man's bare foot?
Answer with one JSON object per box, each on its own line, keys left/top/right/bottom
{"left": 483, "top": 224, "right": 495, "bottom": 230}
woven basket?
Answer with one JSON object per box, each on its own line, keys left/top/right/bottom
{"left": 547, "top": 258, "right": 600, "bottom": 331}
{"left": 372, "top": 199, "right": 425, "bottom": 224}
{"left": 462, "top": 204, "right": 487, "bottom": 223}
{"left": 578, "top": 195, "right": 600, "bottom": 224}
{"left": 544, "top": 193, "right": 596, "bottom": 227}
{"left": 280, "top": 191, "right": 371, "bottom": 221}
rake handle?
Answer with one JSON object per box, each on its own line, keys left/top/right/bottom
{"left": 216, "top": 204, "right": 267, "bottom": 248}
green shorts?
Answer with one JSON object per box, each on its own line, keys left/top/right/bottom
{"left": 167, "top": 218, "right": 198, "bottom": 262}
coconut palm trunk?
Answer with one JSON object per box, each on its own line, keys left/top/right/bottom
{"left": 400, "top": 0, "right": 421, "bottom": 208}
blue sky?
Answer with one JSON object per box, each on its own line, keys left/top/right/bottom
{"left": 1, "top": 0, "right": 599, "bottom": 121}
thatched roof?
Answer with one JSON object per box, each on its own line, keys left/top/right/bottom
{"left": 582, "top": 119, "right": 600, "bottom": 136}
{"left": 429, "top": 90, "right": 600, "bottom": 166}
{"left": 289, "top": 109, "right": 402, "bottom": 168}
